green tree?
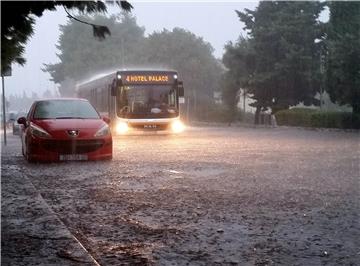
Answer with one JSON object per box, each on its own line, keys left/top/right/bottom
{"left": 222, "top": 37, "right": 255, "bottom": 123}
{"left": 1, "top": 1, "right": 132, "bottom": 74}
{"left": 44, "top": 13, "right": 146, "bottom": 95}
{"left": 145, "top": 28, "right": 223, "bottom": 120}
{"left": 236, "top": 1, "right": 324, "bottom": 123}
{"left": 326, "top": 2, "right": 360, "bottom": 115}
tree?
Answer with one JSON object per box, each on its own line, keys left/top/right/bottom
{"left": 236, "top": 1, "right": 325, "bottom": 123}
{"left": 325, "top": 2, "right": 360, "bottom": 115}
{"left": 44, "top": 13, "right": 146, "bottom": 91}
{"left": 144, "top": 28, "right": 223, "bottom": 120}
{"left": 222, "top": 37, "right": 255, "bottom": 123}
{"left": 1, "top": 1, "right": 132, "bottom": 74}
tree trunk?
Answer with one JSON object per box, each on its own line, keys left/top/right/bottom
{"left": 254, "top": 106, "right": 261, "bottom": 125}
{"left": 352, "top": 103, "right": 360, "bottom": 115}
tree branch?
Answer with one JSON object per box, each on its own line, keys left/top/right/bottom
{"left": 64, "top": 7, "right": 110, "bottom": 40}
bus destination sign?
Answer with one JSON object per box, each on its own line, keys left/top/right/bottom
{"left": 123, "top": 74, "right": 173, "bottom": 84}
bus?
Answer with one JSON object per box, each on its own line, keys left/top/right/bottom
{"left": 76, "top": 69, "right": 185, "bottom": 135}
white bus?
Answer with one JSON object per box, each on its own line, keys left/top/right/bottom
{"left": 76, "top": 69, "right": 185, "bottom": 134}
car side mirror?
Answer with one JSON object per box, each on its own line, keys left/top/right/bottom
{"left": 102, "top": 116, "right": 111, "bottom": 124}
{"left": 17, "top": 117, "right": 27, "bottom": 125}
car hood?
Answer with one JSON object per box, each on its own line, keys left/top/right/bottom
{"left": 32, "top": 119, "right": 108, "bottom": 138}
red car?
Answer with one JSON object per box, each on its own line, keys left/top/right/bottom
{"left": 17, "top": 98, "right": 112, "bottom": 162}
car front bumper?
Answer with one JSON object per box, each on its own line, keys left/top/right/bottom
{"left": 27, "top": 136, "right": 113, "bottom": 162}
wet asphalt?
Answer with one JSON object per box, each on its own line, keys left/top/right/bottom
{"left": 1, "top": 126, "right": 359, "bottom": 265}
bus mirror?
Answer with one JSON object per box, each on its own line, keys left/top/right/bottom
{"left": 111, "top": 79, "right": 122, "bottom": 96}
{"left": 177, "top": 81, "right": 184, "bottom": 97}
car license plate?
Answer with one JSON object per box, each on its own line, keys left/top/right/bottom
{"left": 59, "top": 154, "right": 88, "bottom": 161}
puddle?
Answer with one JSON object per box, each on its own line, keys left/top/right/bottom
{"left": 187, "top": 168, "right": 227, "bottom": 178}
{"left": 167, "top": 170, "right": 183, "bottom": 174}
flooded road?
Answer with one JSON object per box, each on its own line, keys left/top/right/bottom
{"left": 2, "top": 126, "right": 359, "bottom": 265}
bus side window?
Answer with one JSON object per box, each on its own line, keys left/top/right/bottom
{"left": 111, "top": 80, "right": 118, "bottom": 96}
{"left": 108, "top": 85, "right": 111, "bottom": 115}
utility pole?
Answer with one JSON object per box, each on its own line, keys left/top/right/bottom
{"left": 320, "top": 54, "right": 324, "bottom": 110}
{"left": 1, "top": 65, "right": 11, "bottom": 145}
{"left": 2, "top": 75, "right": 7, "bottom": 145}
{"left": 243, "top": 88, "right": 246, "bottom": 114}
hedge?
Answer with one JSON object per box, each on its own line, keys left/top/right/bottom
{"left": 275, "top": 108, "right": 360, "bottom": 129}
{"left": 275, "top": 108, "right": 317, "bottom": 127}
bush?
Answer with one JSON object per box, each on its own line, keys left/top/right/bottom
{"left": 275, "top": 108, "right": 316, "bottom": 127}
{"left": 237, "top": 111, "right": 255, "bottom": 124}
{"left": 275, "top": 108, "right": 360, "bottom": 129}
{"left": 310, "top": 111, "right": 343, "bottom": 128}
{"left": 195, "top": 104, "right": 231, "bottom": 123}
{"left": 195, "top": 105, "right": 255, "bottom": 124}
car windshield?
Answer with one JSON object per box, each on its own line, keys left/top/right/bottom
{"left": 33, "top": 100, "right": 100, "bottom": 119}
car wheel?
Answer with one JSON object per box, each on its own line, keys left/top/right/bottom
{"left": 22, "top": 144, "right": 25, "bottom": 157}
{"left": 26, "top": 152, "right": 35, "bottom": 163}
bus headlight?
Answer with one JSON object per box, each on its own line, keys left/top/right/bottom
{"left": 171, "top": 120, "right": 185, "bottom": 133}
{"left": 116, "top": 121, "right": 129, "bottom": 134}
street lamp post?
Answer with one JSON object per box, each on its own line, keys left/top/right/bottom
{"left": 315, "top": 38, "right": 324, "bottom": 110}
{"left": 2, "top": 75, "right": 7, "bottom": 145}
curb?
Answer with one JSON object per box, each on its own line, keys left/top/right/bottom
{"left": 1, "top": 148, "right": 100, "bottom": 265}
{"left": 188, "top": 121, "right": 360, "bottom": 132}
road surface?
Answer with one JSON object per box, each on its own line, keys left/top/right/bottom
{"left": 2, "top": 126, "right": 359, "bottom": 265}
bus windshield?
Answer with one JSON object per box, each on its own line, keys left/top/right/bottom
{"left": 116, "top": 85, "right": 178, "bottom": 118}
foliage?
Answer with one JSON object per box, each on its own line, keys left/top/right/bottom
{"left": 195, "top": 104, "right": 230, "bottom": 123}
{"left": 144, "top": 28, "right": 223, "bottom": 104}
{"left": 219, "top": 72, "right": 239, "bottom": 124}
{"left": 44, "top": 13, "right": 146, "bottom": 94}
{"left": 232, "top": 1, "right": 325, "bottom": 123}
{"left": 275, "top": 108, "right": 317, "bottom": 127}
{"left": 1, "top": 1, "right": 132, "bottom": 74}
{"left": 310, "top": 112, "right": 360, "bottom": 129}
{"left": 275, "top": 108, "right": 359, "bottom": 129}
{"left": 222, "top": 37, "right": 255, "bottom": 123}
{"left": 325, "top": 2, "right": 360, "bottom": 115}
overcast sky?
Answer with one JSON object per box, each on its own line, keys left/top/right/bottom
{"left": 5, "top": 1, "right": 259, "bottom": 97}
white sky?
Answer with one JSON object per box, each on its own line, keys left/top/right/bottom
{"left": 5, "top": 1, "right": 258, "bottom": 97}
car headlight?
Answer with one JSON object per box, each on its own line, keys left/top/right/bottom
{"left": 115, "top": 121, "right": 129, "bottom": 134}
{"left": 171, "top": 120, "right": 185, "bottom": 133}
{"left": 30, "top": 122, "right": 51, "bottom": 138}
{"left": 95, "top": 124, "right": 111, "bottom": 137}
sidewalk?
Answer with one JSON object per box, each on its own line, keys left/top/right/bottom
{"left": 1, "top": 136, "right": 99, "bottom": 266}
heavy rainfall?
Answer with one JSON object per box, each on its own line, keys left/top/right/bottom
{"left": 1, "top": 1, "right": 359, "bottom": 266}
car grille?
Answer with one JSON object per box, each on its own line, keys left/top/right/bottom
{"left": 42, "top": 140, "right": 105, "bottom": 154}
